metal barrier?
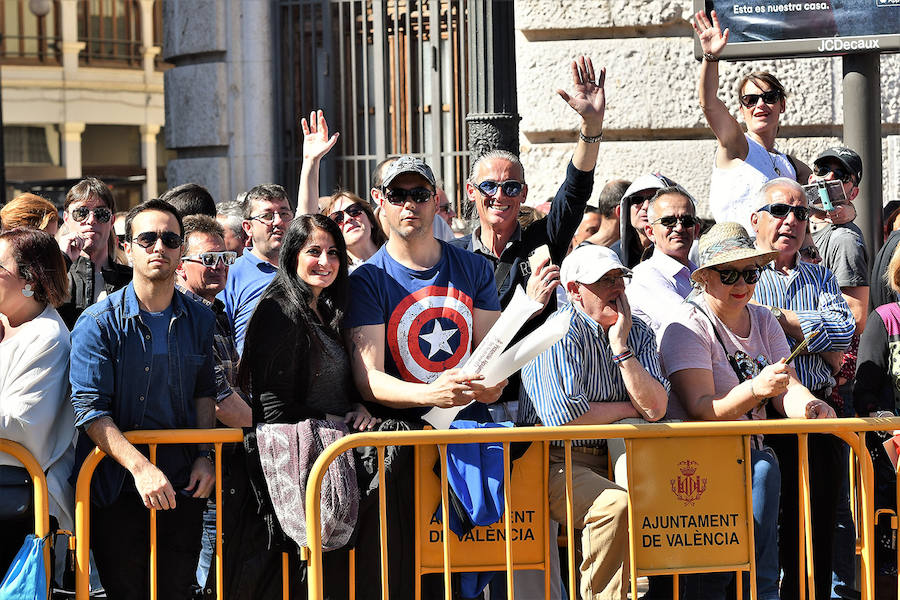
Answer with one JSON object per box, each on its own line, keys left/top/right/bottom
{"left": 0, "top": 438, "right": 52, "bottom": 594}
{"left": 303, "top": 418, "right": 900, "bottom": 600}
{"left": 73, "top": 428, "right": 243, "bottom": 600}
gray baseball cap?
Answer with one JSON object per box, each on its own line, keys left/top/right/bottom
{"left": 381, "top": 155, "right": 436, "bottom": 188}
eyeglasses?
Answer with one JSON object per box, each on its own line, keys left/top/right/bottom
{"left": 626, "top": 193, "right": 654, "bottom": 207}
{"left": 383, "top": 187, "right": 434, "bottom": 205}
{"left": 438, "top": 203, "right": 452, "bottom": 213}
{"left": 249, "top": 210, "right": 294, "bottom": 225}
{"left": 651, "top": 215, "right": 700, "bottom": 229}
{"left": 813, "top": 164, "right": 854, "bottom": 184}
{"left": 799, "top": 246, "right": 820, "bottom": 261}
{"left": 129, "top": 231, "right": 183, "bottom": 250}
{"left": 758, "top": 203, "right": 809, "bottom": 222}
{"left": 183, "top": 251, "right": 237, "bottom": 267}
{"left": 70, "top": 206, "right": 112, "bottom": 224}
{"left": 594, "top": 273, "right": 630, "bottom": 287}
{"left": 739, "top": 90, "right": 782, "bottom": 108}
{"left": 328, "top": 203, "right": 365, "bottom": 225}
{"left": 709, "top": 266, "right": 762, "bottom": 285}
{"left": 475, "top": 180, "right": 525, "bottom": 198}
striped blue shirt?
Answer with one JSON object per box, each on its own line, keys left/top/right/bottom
{"left": 752, "top": 259, "right": 854, "bottom": 392}
{"left": 519, "top": 302, "right": 670, "bottom": 447}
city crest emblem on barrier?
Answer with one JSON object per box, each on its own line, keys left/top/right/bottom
{"left": 671, "top": 460, "right": 707, "bottom": 506}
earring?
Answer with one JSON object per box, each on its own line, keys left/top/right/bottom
{"left": 22, "top": 284, "right": 34, "bottom": 298}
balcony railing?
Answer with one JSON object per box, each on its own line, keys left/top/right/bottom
{"left": 0, "top": 0, "right": 62, "bottom": 64}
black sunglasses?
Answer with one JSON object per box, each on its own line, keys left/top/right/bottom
{"left": 758, "top": 203, "right": 809, "bottom": 222}
{"left": 476, "top": 180, "right": 525, "bottom": 198}
{"left": 129, "top": 231, "right": 183, "bottom": 250}
{"left": 183, "top": 251, "right": 237, "bottom": 267}
{"left": 651, "top": 215, "right": 700, "bottom": 229}
{"left": 813, "top": 164, "right": 854, "bottom": 184}
{"left": 739, "top": 90, "right": 782, "bottom": 108}
{"left": 383, "top": 187, "right": 434, "bottom": 205}
{"left": 710, "top": 266, "right": 762, "bottom": 285}
{"left": 328, "top": 203, "right": 365, "bottom": 225}
{"left": 70, "top": 206, "right": 112, "bottom": 224}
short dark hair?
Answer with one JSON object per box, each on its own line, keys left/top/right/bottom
{"left": 0, "top": 228, "right": 69, "bottom": 307}
{"left": 65, "top": 177, "right": 115, "bottom": 212}
{"left": 371, "top": 157, "right": 397, "bottom": 190}
{"left": 125, "top": 199, "right": 184, "bottom": 240}
{"left": 597, "top": 179, "right": 630, "bottom": 217}
{"left": 182, "top": 214, "right": 225, "bottom": 255}
{"left": 159, "top": 183, "right": 216, "bottom": 218}
{"left": 241, "top": 184, "right": 290, "bottom": 219}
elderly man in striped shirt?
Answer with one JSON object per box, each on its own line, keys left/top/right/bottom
{"left": 519, "top": 244, "right": 669, "bottom": 600}
{"left": 749, "top": 177, "right": 854, "bottom": 600}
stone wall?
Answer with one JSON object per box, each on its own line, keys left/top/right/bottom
{"left": 515, "top": 0, "right": 900, "bottom": 217}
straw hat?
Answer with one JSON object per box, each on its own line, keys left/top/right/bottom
{"left": 691, "top": 222, "right": 779, "bottom": 284}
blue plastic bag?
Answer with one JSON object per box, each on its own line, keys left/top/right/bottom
{"left": 0, "top": 534, "right": 48, "bottom": 600}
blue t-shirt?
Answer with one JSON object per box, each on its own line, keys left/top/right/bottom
{"left": 346, "top": 241, "right": 499, "bottom": 419}
{"left": 217, "top": 251, "right": 277, "bottom": 355}
{"left": 140, "top": 306, "right": 172, "bottom": 430}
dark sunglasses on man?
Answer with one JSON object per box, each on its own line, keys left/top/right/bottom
{"left": 329, "top": 203, "right": 365, "bottom": 225}
{"left": 383, "top": 187, "right": 434, "bottom": 205}
{"left": 70, "top": 206, "right": 113, "bottom": 224}
{"left": 758, "top": 203, "right": 809, "bottom": 222}
{"left": 475, "top": 180, "right": 525, "bottom": 198}
{"left": 128, "top": 231, "right": 183, "bottom": 250}
{"left": 182, "top": 251, "right": 237, "bottom": 267}
{"left": 710, "top": 265, "right": 762, "bottom": 285}
{"left": 812, "top": 164, "right": 854, "bottom": 184}
{"left": 650, "top": 215, "right": 700, "bottom": 229}
{"left": 739, "top": 90, "right": 782, "bottom": 108}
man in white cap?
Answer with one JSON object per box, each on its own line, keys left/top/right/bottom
{"left": 519, "top": 244, "right": 669, "bottom": 600}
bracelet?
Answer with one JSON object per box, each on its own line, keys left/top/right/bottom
{"left": 579, "top": 130, "right": 603, "bottom": 144}
{"left": 611, "top": 348, "right": 634, "bottom": 365}
{"left": 702, "top": 52, "right": 720, "bottom": 63}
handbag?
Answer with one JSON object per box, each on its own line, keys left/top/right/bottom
{"left": 0, "top": 465, "right": 33, "bottom": 519}
{"left": 0, "top": 533, "right": 49, "bottom": 600}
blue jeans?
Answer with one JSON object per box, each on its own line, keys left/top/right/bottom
{"left": 683, "top": 449, "right": 781, "bottom": 600}
{"left": 196, "top": 500, "right": 216, "bottom": 589}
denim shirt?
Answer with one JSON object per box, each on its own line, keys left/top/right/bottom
{"left": 70, "top": 283, "right": 216, "bottom": 506}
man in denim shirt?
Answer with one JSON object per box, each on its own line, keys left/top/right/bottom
{"left": 70, "top": 199, "right": 217, "bottom": 599}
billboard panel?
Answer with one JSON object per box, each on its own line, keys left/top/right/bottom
{"left": 694, "top": 0, "right": 900, "bottom": 59}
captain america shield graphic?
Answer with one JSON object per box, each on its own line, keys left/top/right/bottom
{"left": 387, "top": 285, "right": 473, "bottom": 383}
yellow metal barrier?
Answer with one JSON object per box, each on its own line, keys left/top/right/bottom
{"left": 73, "top": 428, "right": 243, "bottom": 600}
{"left": 0, "top": 439, "right": 52, "bottom": 594}
{"left": 303, "top": 418, "right": 900, "bottom": 600}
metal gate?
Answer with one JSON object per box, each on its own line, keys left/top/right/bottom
{"left": 276, "top": 0, "right": 471, "bottom": 211}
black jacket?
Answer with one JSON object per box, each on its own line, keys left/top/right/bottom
{"left": 58, "top": 254, "right": 132, "bottom": 330}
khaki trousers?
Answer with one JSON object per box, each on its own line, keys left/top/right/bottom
{"left": 548, "top": 447, "right": 629, "bottom": 600}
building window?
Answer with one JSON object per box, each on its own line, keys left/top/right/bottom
{"left": 3, "top": 125, "right": 58, "bottom": 165}
{"left": 0, "top": 0, "right": 62, "bottom": 64}
{"left": 78, "top": 0, "right": 144, "bottom": 67}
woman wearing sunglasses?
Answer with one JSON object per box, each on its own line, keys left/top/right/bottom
{"left": 658, "top": 222, "right": 834, "bottom": 600}
{"left": 692, "top": 10, "right": 812, "bottom": 233}
{"left": 237, "top": 215, "right": 376, "bottom": 598}
{"left": 321, "top": 190, "right": 387, "bottom": 271}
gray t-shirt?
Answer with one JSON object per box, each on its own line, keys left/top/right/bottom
{"left": 658, "top": 296, "right": 791, "bottom": 429}
{"left": 811, "top": 221, "right": 869, "bottom": 288}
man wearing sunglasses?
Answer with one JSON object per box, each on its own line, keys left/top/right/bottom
{"left": 750, "top": 178, "right": 855, "bottom": 600}
{"left": 218, "top": 183, "right": 294, "bottom": 354}
{"left": 57, "top": 177, "right": 133, "bottom": 329}
{"left": 613, "top": 173, "right": 681, "bottom": 268}
{"left": 70, "top": 199, "right": 217, "bottom": 599}
{"left": 625, "top": 186, "right": 700, "bottom": 336}
{"left": 174, "top": 214, "right": 251, "bottom": 595}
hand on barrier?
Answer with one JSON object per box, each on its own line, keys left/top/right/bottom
{"left": 804, "top": 400, "right": 836, "bottom": 419}
{"left": 186, "top": 456, "right": 216, "bottom": 499}
{"left": 525, "top": 258, "right": 560, "bottom": 310}
{"left": 752, "top": 360, "right": 790, "bottom": 399}
{"left": 345, "top": 403, "right": 379, "bottom": 431}
{"left": 133, "top": 462, "right": 177, "bottom": 510}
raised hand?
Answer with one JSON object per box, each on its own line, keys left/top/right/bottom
{"left": 556, "top": 56, "right": 606, "bottom": 133}
{"left": 692, "top": 10, "right": 729, "bottom": 57}
{"left": 300, "top": 109, "right": 339, "bottom": 162}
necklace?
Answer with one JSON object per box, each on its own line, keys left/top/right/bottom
{"left": 766, "top": 146, "right": 783, "bottom": 177}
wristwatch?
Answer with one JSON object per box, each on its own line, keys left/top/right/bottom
{"left": 768, "top": 306, "right": 784, "bottom": 320}
{"left": 199, "top": 449, "right": 215, "bottom": 464}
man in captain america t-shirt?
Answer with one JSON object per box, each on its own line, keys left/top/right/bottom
{"left": 346, "top": 155, "right": 505, "bottom": 422}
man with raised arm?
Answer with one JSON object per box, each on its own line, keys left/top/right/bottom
{"left": 70, "top": 199, "right": 216, "bottom": 599}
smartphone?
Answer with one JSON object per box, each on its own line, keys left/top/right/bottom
{"left": 528, "top": 244, "right": 551, "bottom": 273}
{"left": 803, "top": 180, "right": 846, "bottom": 213}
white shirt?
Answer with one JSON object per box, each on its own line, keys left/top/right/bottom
{"left": 626, "top": 251, "right": 697, "bottom": 339}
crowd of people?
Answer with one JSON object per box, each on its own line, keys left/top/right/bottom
{"left": 1, "top": 12, "right": 900, "bottom": 600}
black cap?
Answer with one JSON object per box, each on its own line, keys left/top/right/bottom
{"left": 814, "top": 147, "right": 862, "bottom": 185}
